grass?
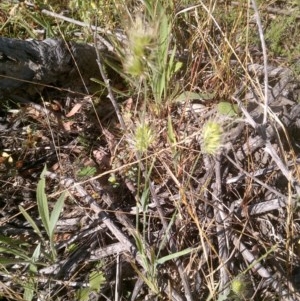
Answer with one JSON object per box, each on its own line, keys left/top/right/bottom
{"left": 0, "top": 0, "right": 300, "bottom": 300}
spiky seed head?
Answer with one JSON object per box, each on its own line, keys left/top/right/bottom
{"left": 201, "top": 120, "right": 222, "bottom": 155}
{"left": 134, "top": 123, "right": 155, "bottom": 154}
{"left": 124, "top": 15, "right": 156, "bottom": 77}
{"left": 231, "top": 275, "right": 253, "bottom": 299}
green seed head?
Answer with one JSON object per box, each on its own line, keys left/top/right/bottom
{"left": 231, "top": 275, "right": 253, "bottom": 299}
{"left": 201, "top": 120, "right": 222, "bottom": 155}
{"left": 124, "top": 14, "right": 156, "bottom": 77}
{"left": 134, "top": 123, "right": 155, "bottom": 154}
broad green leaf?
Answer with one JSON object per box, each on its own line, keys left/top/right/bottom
{"left": 173, "top": 91, "right": 214, "bottom": 103}
{"left": 37, "top": 166, "right": 50, "bottom": 237}
{"left": 75, "top": 288, "right": 90, "bottom": 301}
{"left": 49, "top": 192, "right": 65, "bottom": 236}
{"left": 19, "top": 205, "right": 43, "bottom": 239}
{"left": 0, "top": 258, "right": 30, "bottom": 265}
{"left": 29, "top": 244, "right": 41, "bottom": 274}
{"left": 217, "top": 101, "right": 239, "bottom": 117}
{"left": 0, "top": 246, "right": 31, "bottom": 261}
{"left": 0, "top": 234, "right": 30, "bottom": 247}
{"left": 89, "top": 270, "right": 105, "bottom": 292}
{"left": 23, "top": 277, "right": 35, "bottom": 301}
{"left": 77, "top": 166, "right": 97, "bottom": 177}
{"left": 174, "top": 61, "right": 183, "bottom": 73}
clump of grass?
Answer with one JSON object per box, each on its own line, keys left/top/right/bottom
{"left": 112, "top": 0, "right": 181, "bottom": 113}
{"left": 265, "top": 13, "right": 300, "bottom": 60}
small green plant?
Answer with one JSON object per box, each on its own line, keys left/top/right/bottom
{"left": 265, "top": 13, "right": 299, "bottom": 59}
{"left": 0, "top": 166, "right": 65, "bottom": 300}
{"left": 19, "top": 165, "right": 65, "bottom": 261}
{"left": 23, "top": 244, "right": 41, "bottom": 301}
{"left": 217, "top": 101, "right": 240, "bottom": 117}
{"left": 77, "top": 166, "right": 97, "bottom": 177}
{"left": 75, "top": 262, "right": 106, "bottom": 301}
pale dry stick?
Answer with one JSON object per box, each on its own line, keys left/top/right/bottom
{"left": 40, "top": 242, "right": 127, "bottom": 276}
{"left": 231, "top": 197, "right": 296, "bottom": 219}
{"left": 229, "top": 1, "right": 300, "bottom": 19}
{"left": 233, "top": 96, "right": 257, "bottom": 129}
{"left": 93, "top": 34, "right": 126, "bottom": 130}
{"left": 226, "top": 157, "right": 300, "bottom": 185}
{"left": 264, "top": 141, "right": 293, "bottom": 182}
{"left": 45, "top": 171, "right": 141, "bottom": 263}
{"left": 232, "top": 237, "right": 297, "bottom": 301}
{"left": 251, "top": 0, "right": 269, "bottom": 125}
{"left": 130, "top": 278, "right": 144, "bottom": 301}
{"left": 40, "top": 9, "right": 126, "bottom": 51}
{"left": 235, "top": 96, "right": 300, "bottom": 193}
{"left": 90, "top": 242, "right": 126, "bottom": 261}
{"left": 225, "top": 154, "right": 287, "bottom": 200}
{"left": 246, "top": 63, "right": 293, "bottom": 98}
{"left": 146, "top": 173, "right": 194, "bottom": 301}
{"left": 226, "top": 164, "right": 276, "bottom": 185}
{"left": 0, "top": 272, "right": 90, "bottom": 288}
{"left": 115, "top": 254, "right": 121, "bottom": 301}
{"left": 45, "top": 171, "right": 185, "bottom": 301}
{"left": 213, "top": 154, "right": 231, "bottom": 297}
{"left": 56, "top": 222, "right": 106, "bottom": 251}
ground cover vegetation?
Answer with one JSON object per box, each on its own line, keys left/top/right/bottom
{"left": 0, "top": 0, "right": 300, "bottom": 300}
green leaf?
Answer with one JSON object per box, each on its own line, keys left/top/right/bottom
{"left": 89, "top": 270, "right": 105, "bottom": 292}
{"left": 75, "top": 288, "right": 90, "bottom": 301}
{"left": 77, "top": 166, "right": 97, "bottom": 177}
{"left": 156, "top": 247, "right": 194, "bottom": 265}
{"left": 173, "top": 91, "right": 214, "bottom": 103}
{"left": 29, "top": 243, "right": 41, "bottom": 274}
{"left": 140, "top": 187, "right": 150, "bottom": 212}
{"left": 19, "top": 205, "right": 43, "bottom": 239}
{"left": 23, "top": 277, "right": 35, "bottom": 301}
{"left": 0, "top": 234, "right": 30, "bottom": 247}
{"left": 37, "top": 166, "right": 50, "bottom": 237}
{"left": 167, "top": 115, "right": 177, "bottom": 145}
{"left": 0, "top": 258, "right": 30, "bottom": 265}
{"left": 217, "top": 101, "right": 239, "bottom": 117}
{"left": 0, "top": 246, "right": 31, "bottom": 261}
{"left": 49, "top": 192, "right": 65, "bottom": 236}
{"left": 174, "top": 61, "right": 183, "bottom": 73}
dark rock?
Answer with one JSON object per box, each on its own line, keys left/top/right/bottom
{"left": 0, "top": 37, "right": 103, "bottom": 99}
